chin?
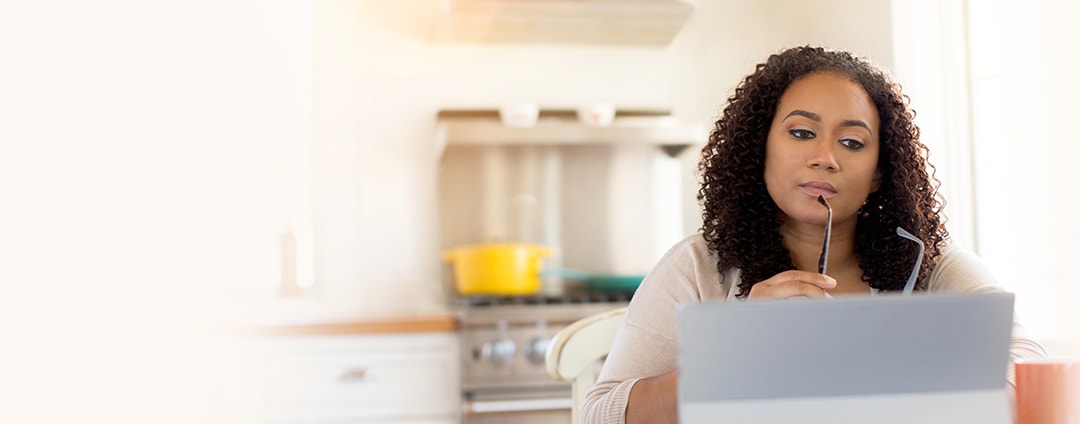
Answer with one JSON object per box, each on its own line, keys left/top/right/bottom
{"left": 777, "top": 209, "right": 829, "bottom": 227}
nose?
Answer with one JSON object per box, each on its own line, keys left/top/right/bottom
{"left": 807, "top": 139, "right": 839, "bottom": 171}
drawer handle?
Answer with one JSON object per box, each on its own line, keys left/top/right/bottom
{"left": 338, "top": 368, "right": 368, "bottom": 382}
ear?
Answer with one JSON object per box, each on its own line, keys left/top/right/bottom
{"left": 871, "top": 169, "right": 882, "bottom": 193}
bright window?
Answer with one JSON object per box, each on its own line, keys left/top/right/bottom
{"left": 893, "top": 0, "right": 1080, "bottom": 355}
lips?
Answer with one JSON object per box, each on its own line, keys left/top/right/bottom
{"left": 800, "top": 181, "right": 837, "bottom": 198}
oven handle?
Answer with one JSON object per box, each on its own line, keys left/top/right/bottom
{"left": 465, "top": 397, "right": 572, "bottom": 414}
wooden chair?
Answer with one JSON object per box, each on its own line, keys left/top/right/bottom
{"left": 545, "top": 306, "right": 628, "bottom": 424}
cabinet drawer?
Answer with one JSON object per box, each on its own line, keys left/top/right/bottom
{"left": 259, "top": 333, "right": 460, "bottom": 420}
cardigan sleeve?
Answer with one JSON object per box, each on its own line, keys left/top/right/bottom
{"left": 580, "top": 234, "right": 725, "bottom": 423}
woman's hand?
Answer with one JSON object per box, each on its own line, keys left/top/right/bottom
{"left": 746, "top": 270, "right": 837, "bottom": 299}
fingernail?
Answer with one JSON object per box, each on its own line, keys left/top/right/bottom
{"left": 824, "top": 292, "right": 833, "bottom": 299}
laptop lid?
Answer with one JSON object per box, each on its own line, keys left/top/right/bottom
{"left": 678, "top": 292, "right": 1015, "bottom": 424}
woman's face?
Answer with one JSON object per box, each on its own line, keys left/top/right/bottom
{"left": 764, "top": 72, "right": 881, "bottom": 227}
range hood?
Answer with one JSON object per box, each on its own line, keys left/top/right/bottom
{"left": 432, "top": 0, "right": 696, "bottom": 46}
{"left": 435, "top": 108, "right": 706, "bottom": 157}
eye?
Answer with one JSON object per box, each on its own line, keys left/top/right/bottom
{"left": 789, "top": 129, "right": 815, "bottom": 139}
{"left": 839, "top": 138, "right": 865, "bottom": 150}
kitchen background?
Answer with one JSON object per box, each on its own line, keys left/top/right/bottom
{"left": 2, "top": 0, "right": 1078, "bottom": 423}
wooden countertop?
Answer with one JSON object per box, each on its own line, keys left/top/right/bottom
{"left": 235, "top": 313, "right": 459, "bottom": 337}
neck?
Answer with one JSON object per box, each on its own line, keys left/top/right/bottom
{"left": 780, "top": 216, "right": 859, "bottom": 274}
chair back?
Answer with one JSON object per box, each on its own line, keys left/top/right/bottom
{"left": 546, "top": 307, "right": 627, "bottom": 424}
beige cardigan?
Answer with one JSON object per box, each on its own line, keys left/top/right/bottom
{"left": 582, "top": 233, "right": 1047, "bottom": 423}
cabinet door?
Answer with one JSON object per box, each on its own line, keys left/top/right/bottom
{"left": 258, "top": 333, "right": 460, "bottom": 422}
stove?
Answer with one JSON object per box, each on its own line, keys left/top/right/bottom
{"left": 455, "top": 293, "right": 631, "bottom": 423}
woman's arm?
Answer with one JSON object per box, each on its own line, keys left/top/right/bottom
{"left": 580, "top": 234, "right": 840, "bottom": 423}
{"left": 580, "top": 234, "right": 717, "bottom": 423}
{"left": 580, "top": 275, "right": 685, "bottom": 423}
{"left": 625, "top": 369, "right": 679, "bottom": 423}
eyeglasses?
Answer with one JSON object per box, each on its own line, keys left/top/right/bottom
{"left": 816, "top": 195, "right": 832, "bottom": 274}
{"left": 895, "top": 227, "right": 924, "bottom": 294}
{"left": 817, "top": 195, "right": 924, "bottom": 295}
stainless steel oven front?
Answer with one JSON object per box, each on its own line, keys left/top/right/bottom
{"left": 457, "top": 297, "right": 628, "bottom": 423}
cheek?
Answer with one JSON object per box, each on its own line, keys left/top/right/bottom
{"left": 763, "top": 134, "right": 790, "bottom": 174}
{"left": 763, "top": 166, "right": 779, "bottom": 198}
{"left": 866, "top": 148, "right": 882, "bottom": 190}
{"left": 764, "top": 149, "right": 800, "bottom": 179}
{"left": 763, "top": 145, "right": 783, "bottom": 190}
{"left": 853, "top": 162, "right": 880, "bottom": 194}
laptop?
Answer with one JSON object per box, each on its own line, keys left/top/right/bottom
{"left": 678, "top": 292, "right": 1015, "bottom": 424}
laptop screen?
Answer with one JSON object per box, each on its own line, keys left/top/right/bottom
{"left": 677, "top": 292, "right": 1014, "bottom": 423}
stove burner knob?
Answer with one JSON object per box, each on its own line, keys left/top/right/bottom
{"left": 478, "top": 338, "right": 516, "bottom": 365}
{"left": 524, "top": 337, "right": 550, "bottom": 364}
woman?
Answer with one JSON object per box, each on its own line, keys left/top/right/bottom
{"left": 581, "top": 46, "right": 1046, "bottom": 423}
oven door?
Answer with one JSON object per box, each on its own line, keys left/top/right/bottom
{"left": 463, "top": 388, "right": 572, "bottom": 424}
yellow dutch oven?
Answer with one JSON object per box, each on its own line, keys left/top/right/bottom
{"left": 442, "top": 243, "right": 554, "bottom": 295}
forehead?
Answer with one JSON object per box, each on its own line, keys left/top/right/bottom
{"left": 776, "top": 72, "right": 880, "bottom": 129}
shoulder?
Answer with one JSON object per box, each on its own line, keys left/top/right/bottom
{"left": 670, "top": 232, "right": 713, "bottom": 258}
{"left": 925, "top": 238, "right": 1004, "bottom": 293}
{"left": 637, "top": 233, "right": 732, "bottom": 301}
{"left": 652, "top": 233, "right": 719, "bottom": 279}
{"left": 621, "top": 233, "right": 731, "bottom": 338}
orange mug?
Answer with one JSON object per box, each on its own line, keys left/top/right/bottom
{"left": 1015, "top": 358, "right": 1080, "bottom": 424}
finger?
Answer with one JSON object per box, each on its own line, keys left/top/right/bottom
{"left": 749, "top": 280, "right": 826, "bottom": 299}
{"left": 787, "top": 280, "right": 831, "bottom": 298}
{"left": 748, "top": 271, "right": 836, "bottom": 299}
{"left": 805, "top": 273, "right": 837, "bottom": 290}
{"left": 771, "top": 270, "right": 836, "bottom": 290}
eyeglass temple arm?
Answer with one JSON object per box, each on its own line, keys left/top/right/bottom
{"left": 896, "top": 227, "right": 925, "bottom": 295}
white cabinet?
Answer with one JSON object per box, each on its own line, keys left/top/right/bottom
{"left": 253, "top": 332, "right": 461, "bottom": 423}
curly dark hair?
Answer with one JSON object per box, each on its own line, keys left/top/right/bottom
{"left": 698, "top": 46, "right": 948, "bottom": 297}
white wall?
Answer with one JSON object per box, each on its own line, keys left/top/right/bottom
{"left": 318, "top": 0, "right": 895, "bottom": 315}
{"left": 967, "top": 0, "right": 1080, "bottom": 353}
{"left": 1, "top": 0, "right": 311, "bottom": 422}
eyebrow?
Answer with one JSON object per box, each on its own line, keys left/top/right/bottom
{"left": 783, "top": 109, "right": 873, "bottom": 135}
